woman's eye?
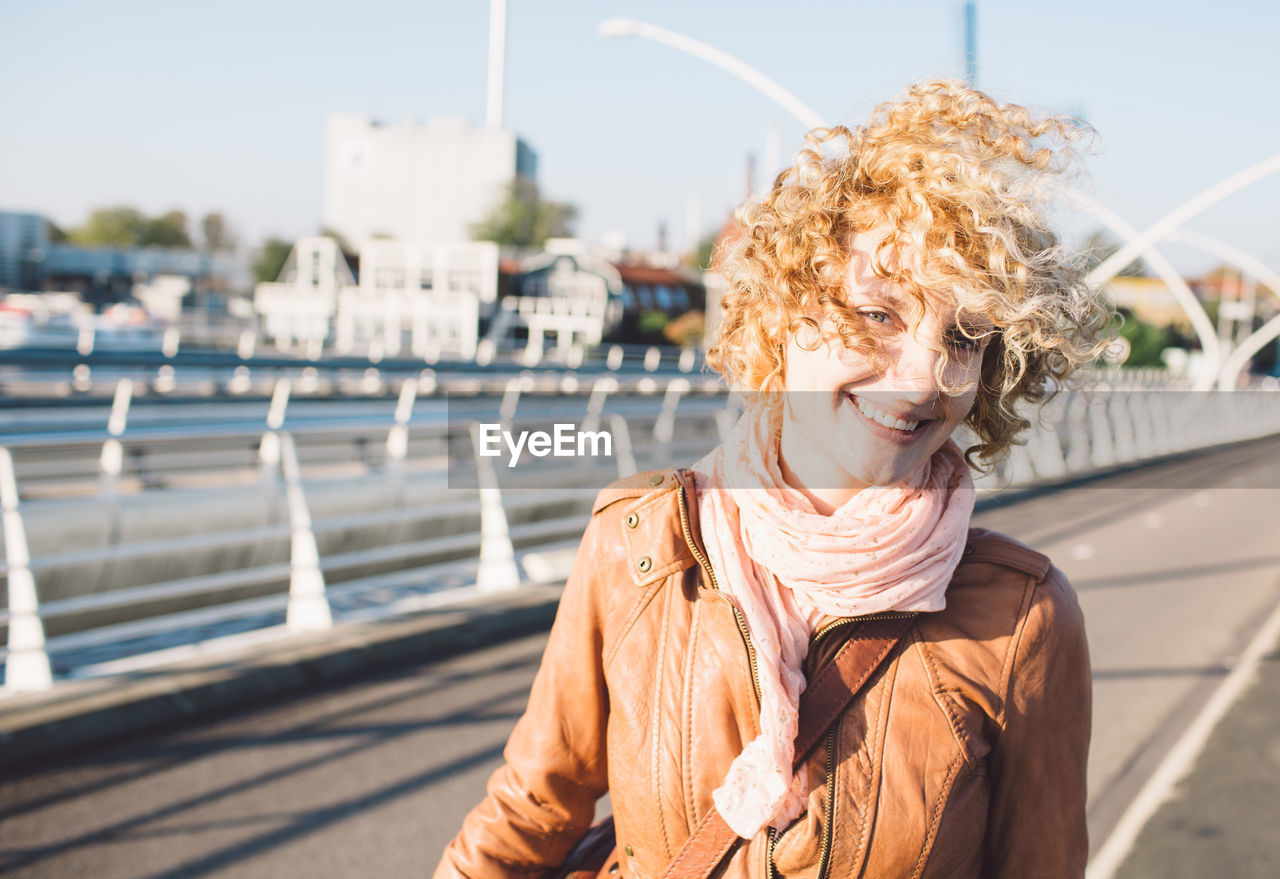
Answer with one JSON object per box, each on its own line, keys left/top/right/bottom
{"left": 946, "top": 330, "right": 982, "bottom": 352}
{"left": 861, "top": 310, "right": 891, "bottom": 324}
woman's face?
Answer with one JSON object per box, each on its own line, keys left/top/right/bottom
{"left": 778, "top": 231, "right": 994, "bottom": 512}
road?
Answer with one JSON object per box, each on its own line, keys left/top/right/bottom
{"left": 2, "top": 435, "right": 1278, "bottom": 877}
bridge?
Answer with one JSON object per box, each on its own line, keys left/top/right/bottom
{"left": 1, "top": 352, "right": 1278, "bottom": 878}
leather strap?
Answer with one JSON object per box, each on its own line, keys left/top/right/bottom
{"left": 657, "top": 613, "right": 914, "bottom": 879}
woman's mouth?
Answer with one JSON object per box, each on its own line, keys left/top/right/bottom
{"left": 845, "top": 393, "right": 931, "bottom": 442}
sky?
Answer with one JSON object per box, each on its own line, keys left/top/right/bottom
{"left": 3, "top": 0, "right": 1279, "bottom": 277}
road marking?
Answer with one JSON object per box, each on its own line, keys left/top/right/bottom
{"left": 1086, "top": 587, "right": 1280, "bottom": 879}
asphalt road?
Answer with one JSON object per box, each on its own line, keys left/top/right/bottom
{"left": 2, "top": 435, "right": 1278, "bottom": 878}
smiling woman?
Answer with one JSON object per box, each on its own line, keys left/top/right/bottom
{"left": 435, "top": 80, "right": 1114, "bottom": 879}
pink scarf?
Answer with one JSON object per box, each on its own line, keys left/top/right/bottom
{"left": 691, "top": 400, "right": 976, "bottom": 839}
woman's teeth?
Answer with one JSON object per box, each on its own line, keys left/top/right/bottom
{"left": 852, "top": 395, "right": 921, "bottom": 432}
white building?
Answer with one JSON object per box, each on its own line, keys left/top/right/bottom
{"left": 253, "top": 237, "right": 499, "bottom": 360}
{"left": 323, "top": 115, "right": 537, "bottom": 249}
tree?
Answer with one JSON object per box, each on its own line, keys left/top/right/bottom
{"left": 470, "top": 178, "right": 577, "bottom": 249}
{"left": 1110, "top": 307, "right": 1171, "bottom": 367}
{"left": 70, "top": 205, "right": 147, "bottom": 247}
{"left": 692, "top": 232, "right": 719, "bottom": 271}
{"left": 253, "top": 237, "right": 293, "bottom": 284}
{"left": 200, "top": 211, "right": 237, "bottom": 252}
{"left": 1081, "top": 230, "right": 1149, "bottom": 278}
{"left": 139, "top": 210, "right": 192, "bottom": 248}
{"left": 68, "top": 205, "right": 194, "bottom": 249}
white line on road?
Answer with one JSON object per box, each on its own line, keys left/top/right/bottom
{"left": 1086, "top": 584, "right": 1280, "bottom": 879}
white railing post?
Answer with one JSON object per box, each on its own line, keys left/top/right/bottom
{"left": 1086, "top": 391, "right": 1115, "bottom": 469}
{"left": 259, "top": 377, "right": 291, "bottom": 478}
{"left": 1062, "top": 392, "right": 1092, "bottom": 473}
{"left": 280, "top": 433, "right": 332, "bottom": 632}
{"left": 499, "top": 373, "right": 536, "bottom": 425}
{"left": 161, "top": 325, "right": 181, "bottom": 358}
{"left": 77, "top": 324, "right": 95, "bottom": 356}
{"left": 470, "top": 422, "right": 520, "bottom": 592}
{"left": 237, "top": 329, "right": 256, "bottom": 360}
{"left": 582, "top": 376, "right": 619, "bottom": 435}
{"left": 385, "top": 380, "right": 418, "bottom": 474}
{"left": 653, "top": 377, "right": 690, "bottom": 444}
{"left": 521, "top": 333, "right": 544, "bottom": 367}
{"left": 606, "top": 345, "right": 625, "bottom": 371}
{"left": 678, "top": 347, "right": 697, "bottom": 373}
{"left": 1109, "top": 392, "right": 1138, "bottom": 464}
{"left": 99, "top": 378, "right": 134, "bottom": 494}
{"left": 644, "top": 346, "right": 662, "bottom": 372}
{"left": 609, "top": 413, "right": 638, "bottom": 477}
{"left": 0, "top": 447, "right": 52, "bottom": 692}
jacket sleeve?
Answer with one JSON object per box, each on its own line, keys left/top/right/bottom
{"left": 434, "top": 507, "right": 614, "bottom": 879}
{"left": 982, "top": 564, "right": 1092, "bottom": 879}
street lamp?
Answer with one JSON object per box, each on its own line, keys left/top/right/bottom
{"left": 598, "top": 18, "right": 827, "bottom": 131}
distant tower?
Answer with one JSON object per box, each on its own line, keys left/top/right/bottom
{"left": 487, "top": 0, "right": 508, "bottom": 129}
{"left": 964, "top": 1, "right": 978, "bottom": 86}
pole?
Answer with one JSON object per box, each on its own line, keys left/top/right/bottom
{"left": 964, "top": 1, "right": 978, "bottom": 86}
{"left": 487, "top": 0, "right": 507, "bottom": 129}
{"left": 1, "top": 447, "right": 53, "bottom": 692}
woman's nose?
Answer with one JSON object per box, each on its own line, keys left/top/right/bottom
{"left": 888, "top": 331, "right": 944, "bottom": 399}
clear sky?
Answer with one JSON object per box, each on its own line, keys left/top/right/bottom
{"left": 3, "top": 0, "right": 1278, "bottom": 276}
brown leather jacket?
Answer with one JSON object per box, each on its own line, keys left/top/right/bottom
{"left": 436, "top": 468, "right": 1091, "bottom": 879}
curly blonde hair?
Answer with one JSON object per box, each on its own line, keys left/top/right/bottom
{"left": 706, "top": 79, "right": 1115, "bottom": 472}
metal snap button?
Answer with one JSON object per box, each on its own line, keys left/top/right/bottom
{"left": 637, "top": 556, "right": 652, "bottom": 574}
{"left": 624, "top": 845, "right": 635, "bottom": 857}
{"left": 648, "top": 473, "right": 664, "bottom": 485}
{"left": 608, "top": 862, "right": 619, "bottom": 874}
{"left": 625, "top": 512, "right": 640, "bottom": 529}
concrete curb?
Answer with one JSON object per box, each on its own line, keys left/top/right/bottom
{"left": 0, "top": 583, "right": 564, "bottom": 772}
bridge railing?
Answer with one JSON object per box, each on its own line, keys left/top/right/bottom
{"left": 3, "top": 371, "right": 1280, "bottom": 693}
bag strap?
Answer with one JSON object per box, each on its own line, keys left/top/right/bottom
{"left": 657, "top": 613, "right": 915, "bottom": 879}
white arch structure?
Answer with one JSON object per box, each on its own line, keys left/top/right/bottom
{"left": 1086, "top": 154, "right": 1280, "bottom": 289}
{"left": 599, "top": 19, "right": 1280, "bottom": 388}
{"left": 1167, "top": 229, "right": 1280, "bottom": 389}
{"left": 1060, "top": 190, "right": 1221, "bottom": 389}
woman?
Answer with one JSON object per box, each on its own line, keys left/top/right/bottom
{"left": 436, "top": 80, "right": 1111, "bottom": 879}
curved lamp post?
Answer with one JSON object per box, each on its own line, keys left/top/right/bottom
{"left": 598, "top": 18, "right": 827, "bottom": 131}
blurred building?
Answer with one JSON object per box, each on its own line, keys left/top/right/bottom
{"left": 1102, "top": 276, "right": 1197, "bottom": 333}
{"left": 0, "top": 210, "right": 248, "bottom": 312}
{"left": 254, "top": 237, "right": 500, "bottom": 358}
{"left": 255, "top": 236, "right": 698, "bottom": 358}
{"left": 0, "top": 211, "right": 46, "bottom": 292}
{"left": 492, "top": 240, "right": 624, "bottom": 353}
{"left": 323, "top": 116, "right": 537, "bottom": 249}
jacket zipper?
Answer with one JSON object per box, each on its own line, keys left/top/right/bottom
{"left": 764, "top": 727, "right": 838, "bottom": 879}
{"left": 809, "top": 609, "right": 918, "bottom": 649}
{"left": 675, "top": 474, "right": 762, "bottom": 706}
